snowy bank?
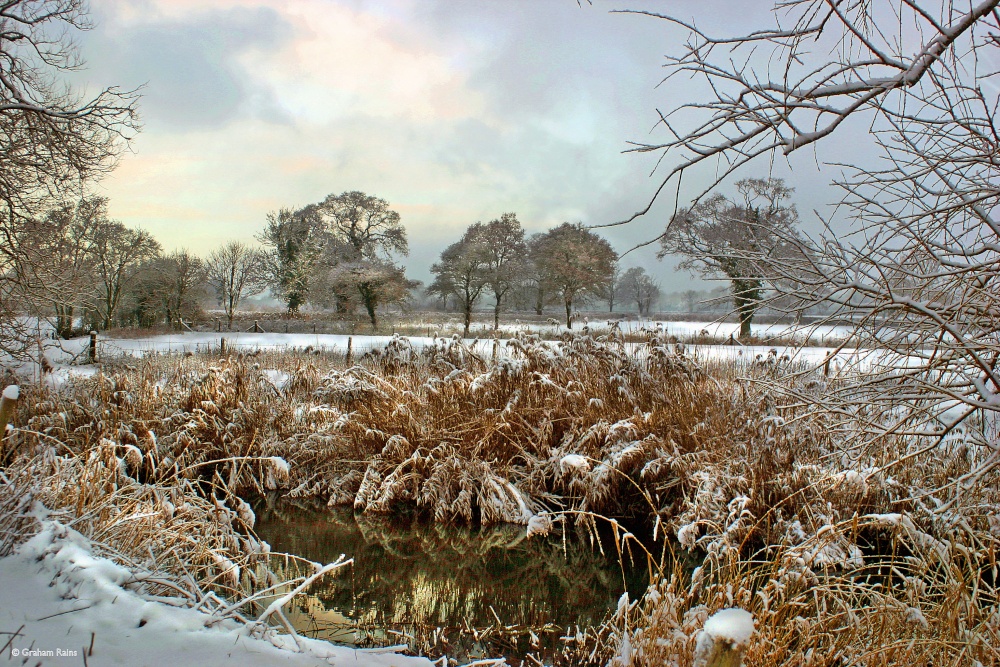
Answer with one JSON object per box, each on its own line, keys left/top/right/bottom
{"left": 0, "top": 520, "right": 434, "bottom": 667}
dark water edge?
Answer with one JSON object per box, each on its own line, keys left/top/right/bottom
{"left": 253, "top": 498, "right": 663, "bottom": 665}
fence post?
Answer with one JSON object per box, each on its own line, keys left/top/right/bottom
{"left": 492, "top": 338, "right": 499, "bottom": 361}
{"left": 345, "top": 336, "right": 353, "bottom": 365}
{"left": 285, "top": 322, "right": 289, "bottom": 334}
{"left": 254, "top": 320, "right": 260, "bottom": 333}
{"left": 0, "top": 385, "right": 18, "bottom": 442}
{"left": 220, "top": 338, "right": 226, "bottom": 356}
{"left": 89, "top": 331, "right": 98, "bottom": 364}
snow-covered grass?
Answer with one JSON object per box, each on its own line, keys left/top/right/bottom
{"left": 0, "top": 444, "right": 434, "bottom": 666}
{"left": 1, "top": 327, "right": 997, "bottom": 665}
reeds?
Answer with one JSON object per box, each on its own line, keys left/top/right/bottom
{"left": 2, "top": 329, "right": 997, "bottom": 665}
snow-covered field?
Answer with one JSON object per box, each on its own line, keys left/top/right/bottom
{"left": 471, "top": 318, "right": 854, "bottom": 343}
{"left": 6, "top": 327, "right": 865, "bottom": 391}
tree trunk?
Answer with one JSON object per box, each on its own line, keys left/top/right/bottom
{"left": 732, "top": 278, "right": 761, "bottom": 339}
{"left": 463, "top": 302, "right": 472, "bottom": 338}
{"left": 493, "top": 297, "right": 501, "bottom": 330}
{"left": 734, "top": 292, "right": 754, "bottom": 339}
{"left": 565, "top": 299, "right": 573, "bottom": 329}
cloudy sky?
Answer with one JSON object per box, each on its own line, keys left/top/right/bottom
{"left": 73, "top": 0, "right": 852, "bottom": 292}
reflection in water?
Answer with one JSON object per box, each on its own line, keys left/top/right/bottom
{"left": 254, "top": 500, "right": 654, "bottom": 664}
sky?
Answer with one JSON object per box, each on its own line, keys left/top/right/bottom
{"left": 71, "top": 0, "right": 860, "bottom": 292}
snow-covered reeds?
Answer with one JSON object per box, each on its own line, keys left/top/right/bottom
{"left": 2, "top": 328, "right": 997, "bottom": 665}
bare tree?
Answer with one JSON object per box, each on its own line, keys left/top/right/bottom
{"left": 90, "top": 218, "right": 161, "bottom": 330}
{"left": 23, "top": 198, "right": 101, "bottom": 338}
{"left": 658, "top": 178, "right": 802, "bottom": 338}
{"left": 430, "top": 227, "right": 491, "bottom": 338}
{"left": 530, "top": 223, "right": 617, "bottom": 328}
{"left": 315, "top": 191, "right": 410, "bottom": 326}
{"left": 620, "top": 266, "right": 660, "bottom": 316}
{"left": 605, "top": 260, "right": 622, "bottom": 313}
{"left": 149, "top": 250, "right": 206, "bottom": 329}
{"left": 0, "top": 0, "right": 138, "bottom": 352}
{"left": 480, "top": 213, "right": 527, "bottom": 330}
{"left": 625, "top": 1, "right": 1000, "bottom": 498}
{"left": 206, "top": 241, "right": 266, "bottom": 330}
{"left": 0, "top": 0, "right": 138, "bottom": 219}
{"left": 317, "top": 191, "right": 408, "bottom": 261}
{"left": 681, "top": 289, "right": 698, "bottom": 315}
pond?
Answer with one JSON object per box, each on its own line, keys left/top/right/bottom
{"left": 253, "top": 500, "right": 660, "bottom": 665}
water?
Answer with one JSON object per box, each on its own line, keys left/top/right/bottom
{"left": 253, "top": 500, "right": 655, "bottom": 664}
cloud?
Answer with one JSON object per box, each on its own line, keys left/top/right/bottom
{"left": 82, "top": 2, "right": 295, "bottom": 129}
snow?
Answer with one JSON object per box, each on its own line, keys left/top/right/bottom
{"left": 559, "top": 454, "right": 591, "bottom": 472}
{"left": 263, "top": 369, "right": 290, "bottom": 391}
{"left": 905, "top": 606, "right": 929, "bottom": 628}
{"left": 702, "top": 608, "right": 755, "bottom": 646}
{"left": 0, "top": 520, "right": 434, "bottom": 666}
{"left": 525, "top": 513, "right": 553, "bottom": 538}
{"left": 2, "top": 384, "right": 18, "bottom": 400}
{"left": 677, "top": 523, "right": 699, "bottom": 548}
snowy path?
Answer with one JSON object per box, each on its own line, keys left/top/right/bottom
{"left": 0, "top": 521, "right": 434, "bottom": 667}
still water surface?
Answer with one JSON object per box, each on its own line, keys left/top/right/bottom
{"left": 254, "top": 501, "right": 654, "bottom": 663}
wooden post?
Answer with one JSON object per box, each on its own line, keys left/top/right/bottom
{"left": 313, "top": 323, "right": 316, "bottom": 334}
{"left": 89, "top": 331, "right": 98, "bottom": 364}
{"left": 492, "top": 338, "right": 499, "bottom": 361}
{"left": 254, "top": 320, "right": 260, "bottom": 333}
{"left": 345, "top": 336, "right": 353, "bottom": 364}
{"left": 220, "top": 338, "right": 227, "bottom": 356}
{"left": 0, "top": 385, "right": 18, "bottom": 440}
{"left": 285, "top": 322, "right": 289, "bottom": 334}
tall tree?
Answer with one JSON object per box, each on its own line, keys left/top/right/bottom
{"left": 530, "top": 223, "right": 617, "bottom": 328}
{"left": 605, "top": 260, "right": 622, "bottom": 313}
{"left": 658, "top": 178, "right": 801, "bottom": 338}
{"left": 619, "top": 267, "right": 661, "bottom": 316}
{"left": 25, "top": 198, "right": 102, "bottom": 338}
{"left": 0, "top": 0, "right": 137, "bottom": 354}
{"left": 89, "top": 213, "right": 161, "bottom": 330}
{"left": 479, "top": 213, "right": 527, "bottom": 330}
{"left": 318, "top": 191, "right": 408, "bottom": 260}
{"left": 206, "top": 241, "right": 267, "bottom": 329}
{"left": 257, "top": 207, "right": 324, "bottom": 313}
{"left": 430, "top": 226, "right": 491, "bottom": 337}
{"left": 149, "top": 250, "right": 206, "bottom": 329}
{"left": 315, "top": 191, "right": 410, "bottom": 328}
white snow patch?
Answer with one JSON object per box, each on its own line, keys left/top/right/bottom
{"left": 905, "top": 606, "right": 929, "bottom": 628}
{"left": 0, "top": 520, "right": 434, "bottom": 666}
{"left": 526, "top": 513, "right": 553, "bottom": 539}
{"left": 263, "top": 369, "right": 289, "bottom": 390}
{"left": 559, "top": 454, "right": 591, "bottom": 472}
{"left": 702, "top": 608, "right": 755, "bottom": 646}
{"left": 2, "top": 384, "right": 18, "bottom": 400}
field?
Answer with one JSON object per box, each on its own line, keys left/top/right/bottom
{"left": 1, "top": 326, "right": 998, "bottom": 666}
